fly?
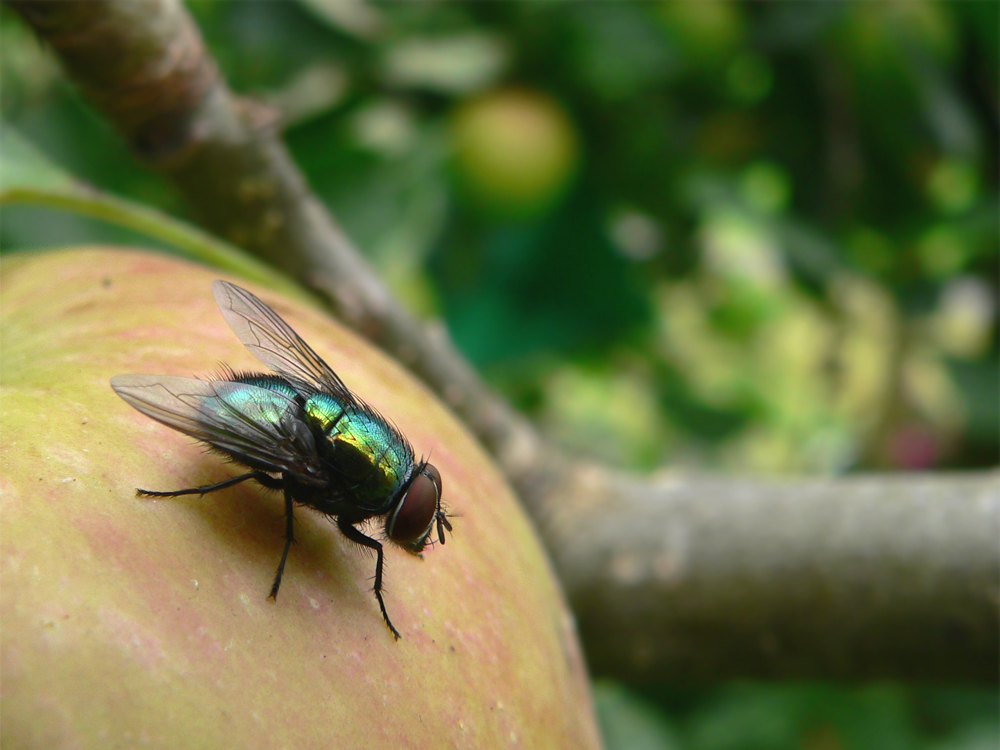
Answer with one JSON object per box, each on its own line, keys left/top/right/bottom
{"left": 111, "top": 280, "right": 452, "bottom": 639}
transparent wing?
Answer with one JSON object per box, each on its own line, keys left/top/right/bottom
{"left": 212, "top": 280, "right": 353, "bottom": 401}
{"left": 110, "top": 374, "right": 325, "bottom": 483}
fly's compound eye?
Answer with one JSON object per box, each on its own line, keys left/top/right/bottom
{"left": 386, "top": 464, "right": 442, "bottom": 548}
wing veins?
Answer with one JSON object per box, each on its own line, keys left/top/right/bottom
{"left": 212, "top": 280, "right": 353, "bottom": 402}
{"left": 110, "top": 375, "right": 323, "bottom": 481}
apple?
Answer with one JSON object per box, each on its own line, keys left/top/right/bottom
{"left": 450, "top": 89, "right": 580, "bottom": 220}
{"left": 1, "top": 247, "right": 601, "bottom": 749}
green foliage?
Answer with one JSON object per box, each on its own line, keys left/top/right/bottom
{"left": 1, "top": 2, "right": 996, "bottom": 747}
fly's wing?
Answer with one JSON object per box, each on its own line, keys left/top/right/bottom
{"left": 110, "top": 374, "right": 325, "bottom": 484}
{"left": 212, "top": 280, "right": 354, "bottom": 402}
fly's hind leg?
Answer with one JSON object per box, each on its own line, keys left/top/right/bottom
{"left": 268, "top": 482, "right": 296, "bottom": 601}
{"left": 337, "top": 518, "right": 401, "bottom": 640}
{"left": 137, "top": 470, "right": 283, "bottom": 497}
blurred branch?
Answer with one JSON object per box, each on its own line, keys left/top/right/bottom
{"left": 546, "top": 468, "right": 999, "bottom": 684}
{"left": 9, "top": 0, "right": 999, "bottom": 685}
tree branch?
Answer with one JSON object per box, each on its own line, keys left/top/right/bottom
{"left": 544, "top": 468, "right": 999, "bottom": 684}
{"left": 8, "top": 0, "right": 998, "bottom": 684}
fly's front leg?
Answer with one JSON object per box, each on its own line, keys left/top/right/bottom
{"left": 337, "top": 518, "right": 400, "bottom": 640}
{"left": 268, "top": 480, "right": 295, "bottom": 600}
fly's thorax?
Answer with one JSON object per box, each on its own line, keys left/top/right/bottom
{"left": 302, "top": 391, "right": 346, "bottom": 433}
{"left": 304, "top": 394, "right": 414, "bottom": 510}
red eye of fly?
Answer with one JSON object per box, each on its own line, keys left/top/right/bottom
{"left": 387, "top": 465, "right": 442, "bottom": 546}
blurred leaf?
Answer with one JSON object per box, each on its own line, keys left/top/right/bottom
{"left": 948, "top": 356, "right": 1000, "bottom": 445}
{"left": 381, "top": 33, "right": 508, "bottom": 94}
{"left": 294, "top": 0, "right": 382, "bottom": 40}
{"left": 594, "top": 681, "right": 682, "bottom": 750}
{"left": 263, "top": 62, "right": 349, "bottom": 126}
{"left": 0, "top": 125, "right": 75, "bottom": 193}
{"left": 568, "top": 4, "right": 678, "bottom": 100}
{"left": 927, "top": 158, "right": 980, "bottom": 215}
{"left": 928, "top": 724, "right": 1000, "bottom": 750}
{"left": 658, "top": 1, "right": 745, "bottom": 69}
{"left": 0, "top": 129, "right": 306, "bottom": 300}
{"left": 435, "top": 191, "right": 650, "bottom": 366}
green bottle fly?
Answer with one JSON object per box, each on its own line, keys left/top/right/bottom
{"left": 111, "top": 281, "right": 451, "bottom": 639}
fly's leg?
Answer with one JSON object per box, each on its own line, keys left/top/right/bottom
{"left": 137, "top": 471, "right": 283, "bottom": 497}
{"left": 268, "top": 483, "right": 296, "bottom": 601}
{"left": 436, "top": 512, "right": 454, "bottom": 545}
{"left": 337, "top": 518, "right": 401, "bottom": 640}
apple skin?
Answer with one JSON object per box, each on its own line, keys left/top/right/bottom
{"left": 1, "top": 248, "right": 601, "bottom": 749}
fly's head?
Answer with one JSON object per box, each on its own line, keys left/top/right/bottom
{"left": 385, "top": 463, "right": 452, "bottom": 554}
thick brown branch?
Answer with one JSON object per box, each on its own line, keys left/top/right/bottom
{"left": 8, "top": 0, "right": 998, "bottom": 685}
{"left": 7, "top": 0, "right": 216, "bottom": 158}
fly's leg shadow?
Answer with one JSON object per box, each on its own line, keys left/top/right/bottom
{"left": 135, "top": 471, "right": 298, "bottom": 602}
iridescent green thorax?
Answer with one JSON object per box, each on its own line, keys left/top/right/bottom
{"left": 305, "top": 392, "right": 414, "bottom": 511}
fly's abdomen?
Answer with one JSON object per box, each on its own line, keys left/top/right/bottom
{"left": 210, "top": 378, "right": 300, "bottom": 430}
{"left": 230, "top": 374, "right": 300, "bottom": 401}
{"left": 203, "top": 377, "right": 315, "bottom": 475}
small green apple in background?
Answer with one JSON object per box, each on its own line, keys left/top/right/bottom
{"left": 1, "top": 248, "right": 601, "bottom": 749}
{"left": 450, "top": 88, "right": 580, "bottom": 220}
